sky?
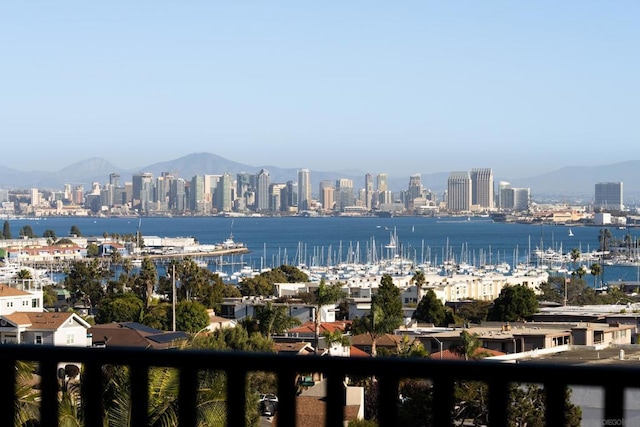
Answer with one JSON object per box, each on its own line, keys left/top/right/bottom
{"left": 2, "top": 1, "right": 639, "bottom": 180}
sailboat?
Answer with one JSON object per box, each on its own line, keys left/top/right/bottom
{"left": 568, "top": 228, "right": 574, "bottom": 237}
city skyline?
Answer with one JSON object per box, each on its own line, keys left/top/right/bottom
{"left": 2, "top": 2, "right": 639, "bottom": 178}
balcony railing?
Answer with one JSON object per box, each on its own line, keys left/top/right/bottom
{"left": 2, "top": 344, "right": 639, "bottom": 426}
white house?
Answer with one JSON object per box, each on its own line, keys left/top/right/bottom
{"left": 0, "top": 284, "right": 43, "bottom": 316}
{"left": 0, "top": 311, "right": 92, "bottom": 346}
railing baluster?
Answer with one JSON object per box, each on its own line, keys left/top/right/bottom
{"left": 83, "top": 361, "right": 104, "bottom": 427}
{"left": 604, "top": 381, "right": 624, "bottom": 426}
{"left": 277, "top": 367, "right": 298, "bottom": 427}
{"left": 226, "top": 368, "right": 245, "bottom": 427}
{"left": 488, "top": 379, "right": 509, "bottom": 427}
{"left": 545, "top": 382, "right": 566, "bottom": 426}
{"left": 325, "top": 370, "right": 346, "bottom": 427}
{"left": 130, "top": 363, "right": 149, "bottom": 426}
{"left": 433, "top": 377, "right": 454, "bottom": 427}
{"left": 179, "top": 364, "right": 198, "bottom": 427}
{"left": 40, "top": 358, "right": 59, "bottom": 427}
{"left": 0, "top": 358, "right": 15, "bottom": 427}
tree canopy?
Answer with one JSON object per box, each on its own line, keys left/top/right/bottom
{"left": 488, "top": 284, "right": 539, "bottom": 322}
{"left": 412, "top": 290, "right": 447, "bottom": 326}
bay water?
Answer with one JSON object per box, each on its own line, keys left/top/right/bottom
{"left": 7, "top": 216, "right": 640, "bottom": 285}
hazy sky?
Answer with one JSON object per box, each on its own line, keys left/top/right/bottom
{"left": 2, "top": 2, "right": 639, "bottom": 180}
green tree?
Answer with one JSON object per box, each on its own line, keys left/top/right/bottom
{"left": 56, "top": 238, "right": 75, "bottom": 246}
{"left": 413, "top": 289, "right": 447, "bottom": 326}
{"left": 488, "top": 284, "right": 539, "bottom": 322}
{"left": 19, "top": 225, "right": 36, "bottom": 238}
{"left": 69, "top": 225, "right": 82, "bottom": 237}
{"left": 376, "top": 274, "right": 404, "bottom": 325}
{"left": 95, "top": 293, "right": 145, "bottom": 324}
{"left": 193, "top": 325, "right": 275, "bottom": 353}
{"left": 86, "top": 243, "right": 100, "bottom": 257}
{"left": 63, "top": 259, "right": 110, "bottom": 308}
{"left": 456, "top": 300, "right": 491, "bottom": 324}
{"left": 238, "top": 276, "right": 274, "bottom": 297}
{"left": 275, "top": 264, "right": 310, "bottom": 282}
{"left": 43, "top": 229, "right": 57, "bottom": 240}
{"left": 2, "top": 220, "right": 11, "bottom": 239}
{"left": 352, "top": 276, "right": 404, "bottom": 357}
{"left": 174, "top": 300, "right": 209, "bottom": 333}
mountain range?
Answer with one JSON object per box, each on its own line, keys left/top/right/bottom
{"left": 1, "top": 153, "right": 639, "bottom": 202}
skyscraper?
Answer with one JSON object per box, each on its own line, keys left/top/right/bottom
{"left": 365, "top": 173, "right": 374, "bottom": 210}
{"left": 447, "top": 171, "right": 471, "bottom": 213}
{"left": 335, "top": 178, "right": 354, "bottom": 212}
{"left": 214, "top": 173, "right": 233, "bottom": 212}
{"left": 470, "top": 168, "right": 494, "bottom": 210}
{"left": 376, "top": 173, "right": 388, "bottom": 192}
{"left": 189, "top": 175, "right": 205, "bottom": 213}
{"left": 298, "top": 169, "right": 311, "bottom": 211}
{"left": 256, "top": 169, "right": 270, "bottom": 212}
{"left": 595, "top": 182, "right": 623, "bottom": 211}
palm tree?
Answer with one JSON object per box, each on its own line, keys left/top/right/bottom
{"left": 322, "top": 329, "right": 351, "bottom": 355}
{"left": 590, "top": 263, "right": 602, "bottom": 289}
{"left": 570, "top": 248, "right": 580, "bottom": 270}
{"left": 312, "top": 279, "right": 347, "bottom": 354}
{"left": 450, "top": 330, "right": 488, "bottom": 360}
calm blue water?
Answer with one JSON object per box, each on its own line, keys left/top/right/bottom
{"left": 8, "top": 216, "right": 640, "bottom": 284}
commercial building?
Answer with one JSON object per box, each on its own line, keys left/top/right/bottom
{"left": 594, "top": 182, "right": 623, "bottom": 211}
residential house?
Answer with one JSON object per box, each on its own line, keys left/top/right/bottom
{"left": 0, "top": 284, "right": 43, "bottom": 316}
{"left": 0, "top": 311, "right": 92, "bottom": 346}
{"left": 89, "top": 322, "right": 189, "bottom": 349}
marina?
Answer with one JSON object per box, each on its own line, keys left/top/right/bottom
{"left": 2, "top": 216, "right": 640, "bottom": 286}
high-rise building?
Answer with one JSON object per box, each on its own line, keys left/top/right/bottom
{"left": 109, "top": 173, "right": 121, "bottom": 188}
{"left": 498, "top": 181, "right": 511, "bottom": 209}
{"left": 319, "top": 180, "right": 334, "bottom": 212}
{"left": 376, "top": 173, "right": 388, "bottom": 192}
{"left": 269, "top": 183, "right": 287, "bottom": 212}
{"left": 446, "top": 171, "right": 471, "bottom": 213}
{"left": 214, "top": 173, "right": 233, "bottom": 212}
{"left": 189, "top": 175, "right": 206, "bottom": 213}
{"left": 169, "top": 178, "right": 186, "bottom": 212}
{"left": 255, "top": 169, "right": 270, "bottom": 212}
{"left": 335, "top": 178, "right": 354, "bottom": 212}
{"left": 282, "top": 181, "right": 297, "bottom": 212}
{"left": 513, "top": 188, "right": 530, "bottom": 211}
{"left": 365, "top": 173, "right": 374, "bottom": 210}
{"left": 470, "top": 168, "right": 494, "bottom": 210}
{"left": 406, "top": 174, "right": 423, "bottom": 210}
{"left": 132, "top": 173, "right": 154, "bottom": 212}
{"left": 298, "top": 169, "right": 311, "bottom": 211}
{"left": 156, "top": 173, "right": 174, "bottom": 212}
{"left": 595, "top": 182, "right": 623, "bottom": 211}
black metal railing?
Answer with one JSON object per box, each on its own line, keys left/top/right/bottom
{"left": 1, "top": 344, "right": 639, "bottom": 427}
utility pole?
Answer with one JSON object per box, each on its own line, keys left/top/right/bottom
{"left": 172, "top": 263, "right": 177, "bottom": 332}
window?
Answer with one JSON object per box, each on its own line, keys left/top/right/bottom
{"left": 32, "top": 299, "right": 39, "bottom": 308}
{"left": 6, "top": 301, "right": 12, "bottom": 308}
{"left": 35, "top": 334, "right": 43, "bottom": 345}
{"left": 66, "top": 333, "right": 75, "bottom": 344}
